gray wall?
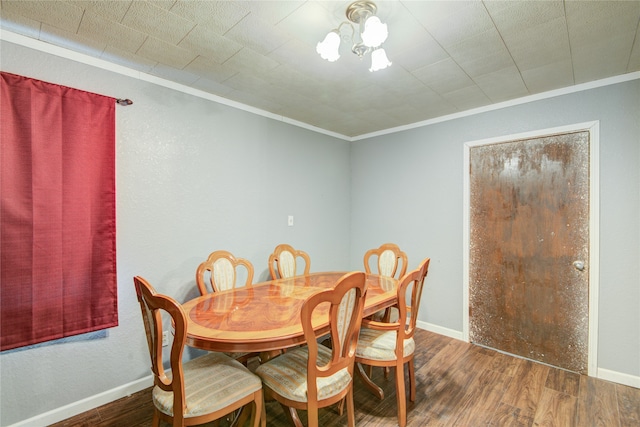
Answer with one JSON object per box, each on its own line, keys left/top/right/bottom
{"left": 1, "top": 40, "right": 639, "bottom": 426}
{"left": 350, "top": 79, "right": 640, "bottom": 380}
{"left": 0, "top": 41, "right": 351, "bottom": 426}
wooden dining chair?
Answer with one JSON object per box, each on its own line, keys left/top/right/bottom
{"left": 255, "top": 271, "right": 367, "bottom": 427}
{"left": 268, "top": 243, "right": 311, "bottom": 279}
{"left": 195, "top": 250, "right": 254, "bottom": 295}
{"left": 133, "top": 276, "right": 265, "bottom": 427}
{"left": 354, "top": 257, "right": 430, "bottom": 427}
{"left": 364, "top": 243, "right": 408, "bottom": 323}
{"left": 195, "top": 250, "right": 258, "bottom": 365}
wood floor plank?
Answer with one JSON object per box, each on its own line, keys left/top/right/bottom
{"left": 488, "top": 350, "right": 524, "bottom": 378}
{"left": 501, "top": 359, "right": 550, "bottom": 412}
{"left": 616, "top": 383, "right": 640, "bottom": 427}
{"left": 444, "top": 368, "right": 512, "bottom": 426}
{"left": 531, "top": 388, "right": 577, "bottom": 426}
{"left": 576, "top": 375, "right": 620, "bottom": 426}
{"left": 545, "top": 367, "right": 581, "bottom": 397}
{"left": 489, "top": 402, "right": 535, "bottom": 427}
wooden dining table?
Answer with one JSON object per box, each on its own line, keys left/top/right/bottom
{"left": 182, "top": 271, "right": 398, "bottom": 354}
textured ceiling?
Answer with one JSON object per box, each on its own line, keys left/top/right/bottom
{"left": 1, "top": 0, "right": 639, "bottom": 138}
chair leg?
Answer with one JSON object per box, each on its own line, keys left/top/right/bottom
{"left": 355, "top": 362, "right": 384, "bottom": 399}
{"left": 346, "top": 388, "right": 356, "bottom": 427}
{"left": 307, "top": 403, "right": 319, "bottom": 427}
{"left": 395, "top": 361, "right": 407, "bottom": 427}
{"left": 151, "top": 411, "right": 160, "bottom": 427}
{"left": 408, "top": 358, "right": 416, "bottom": 402}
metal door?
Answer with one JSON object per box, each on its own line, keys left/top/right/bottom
{"left": 468, "top": 130, "right": 590, "bottom": 374}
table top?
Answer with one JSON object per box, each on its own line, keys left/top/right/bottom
{"left": 182, "top": 271, "right": 397, "bottom": 353}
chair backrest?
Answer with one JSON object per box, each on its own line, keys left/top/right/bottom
{"left": 133, "top": 276, "right": 188, "bottom": 422}
{"left": 363, "top": 243, "right": 408, "bottom": 279}
{"left": 196, "top": 250, "right": 254, "bottom": 295}
{"left": 396, "top": 258, "right": 430, "bottom": 343}
{"left": 268, "top": 244, "right": 311, "bottom": 279}
{"left": 301, "top": 271, "right": 367, "bottom": 403}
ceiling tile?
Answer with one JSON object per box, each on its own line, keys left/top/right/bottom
{"left": 382, "top": 3, "right": 435, "bottom": 56}
{"left": 136, "top": 36, "right": 198, "bottom": 69}
{"left": 0, "top": 9, "right": 42, "bottom": 39}
{"left": 183, "top": 55, "right": 238, "bottom": 83}
{"left": 40, "top": 23, "right": 105, "bottom": 57}
{"left": 485, "top": 0, "right": 565, "bottom": 33}
{"left": 178, "top": 25, "right": 243, "bottom": 64}
{"left": 412, "top": 57, "right": 475, "bottom": 95}
{"left": 473, "top": 66, "right": 528, "bottom": 102}
{"left": 572, "top": 35, "right": 635, "bottom": 83}
{"left": 441, "top": 84, "right": 492, "bottom": 111}
{"left": 275, "top": 0, "right": 334, "bottom": 48}
{"left": 565, "top": 0, "right": 640, "bottom": 48}
{"left": 445, "top": 28, "right": 514, "bottom": 77}
{"left": 100, "top": 45, "right": 157, "bottom": 73}
{"left": 121, "top": 1, "right": 195, "bottom": 45}
{"left": 78, "top": 10, "right": 146, "bottom": 53}
{"left": 241, "top": 0, "right": 306, "bottom": 25}
{"left": 2, "top": 0, "right": 83, "bottom": 33}
{"left": 628, "top": 25, "right": 640, "bottom": 72}
{"left": 411, "top": 1, "right": 494, "bottom": 47}
{"left": 224, "top": 12, "right": 291, "bottom": 55}
{"left": 391, "top": 37, "right": 450, "bottom": 72}
{"left": 501, "top": 16, "right": 571, "bottom": 71}
{"left": 223, "top": 48, "right": 280, "bottom": 75}
{"left": 169, "top": 0, "right": 250, "bottom": 32}
{"left": 521, "top": 59, "right": 574, "bottom": 93}
{"left": 72, "top": 1, "right": 132, "bottom": 23}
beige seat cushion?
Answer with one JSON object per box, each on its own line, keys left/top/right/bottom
{"left": 356, "top": 328, "right": 415, "bottom": 361}
{"left": 152, "top": 352, "right": 262, "bottom": 418}
{"left": 255, "top": 344, "right": 352, "bottom": 403}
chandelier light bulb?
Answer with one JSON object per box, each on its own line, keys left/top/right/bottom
{"left": 361, "top": 16, "right": 388, "bottom": 48}
{"left": 369, "top": 48, "right": 392, "bottom": 72}
{"left": 316, "top": 31, "right": 341, "bottom": 62}
{"left": 317, "top": 1, "right": 391, "bottom": 71}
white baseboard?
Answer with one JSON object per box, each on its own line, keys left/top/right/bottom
{"left": 7, "top": 376, "right": 153, "bottom": 427}
{"left": 597, "top": 368, "right": 640, "bottom": 389}
{"left": 417, "top": 321, "right": 465, "bottom": 341}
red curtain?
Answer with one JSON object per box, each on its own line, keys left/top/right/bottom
{"left": 1, "top": 72, "right": 117, "bottom": 351}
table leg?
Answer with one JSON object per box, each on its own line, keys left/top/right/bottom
{"left": 355, "top": 362, "right": 384, "bottom": 400}
{"left": 280, "top": 403, "right": 304, "bottom": 427}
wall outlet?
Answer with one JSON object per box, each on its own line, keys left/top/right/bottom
{"left": 288, "top": 215, "right": 294, "bottom": 226}
{"left": 162, "top": 330, "right": 169, "bottom": 347}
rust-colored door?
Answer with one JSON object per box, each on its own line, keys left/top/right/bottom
{"left": 469, "top": 131, "right": 590, "bottom": 374}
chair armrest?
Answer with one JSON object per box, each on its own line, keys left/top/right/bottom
{"left": 361, "top": 319, "right": 400, "bottom": 331}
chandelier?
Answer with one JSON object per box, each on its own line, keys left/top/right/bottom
{"left": 316, "top": 1, "right": 392, "bottom": 72}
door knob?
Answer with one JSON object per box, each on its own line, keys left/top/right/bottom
{"left": 573, "top": 260, "right": 585, "bottom": 271}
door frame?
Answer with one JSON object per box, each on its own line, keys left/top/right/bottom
{"left": 462, "top": 121, "right": 600, "bottom": 377}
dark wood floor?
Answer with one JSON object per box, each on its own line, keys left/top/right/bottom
{"left": 51, "top": 329, "right": 640, "bottom": 427}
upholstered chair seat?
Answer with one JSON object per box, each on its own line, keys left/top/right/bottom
{"left": 255, "top": 345, "right": 352, "bottom": 403}
{"left": 355, "top": 329, "right": 415, "bottom": 362}
{"left": 153, "top": 352, "right": 263, "bottom": 418}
